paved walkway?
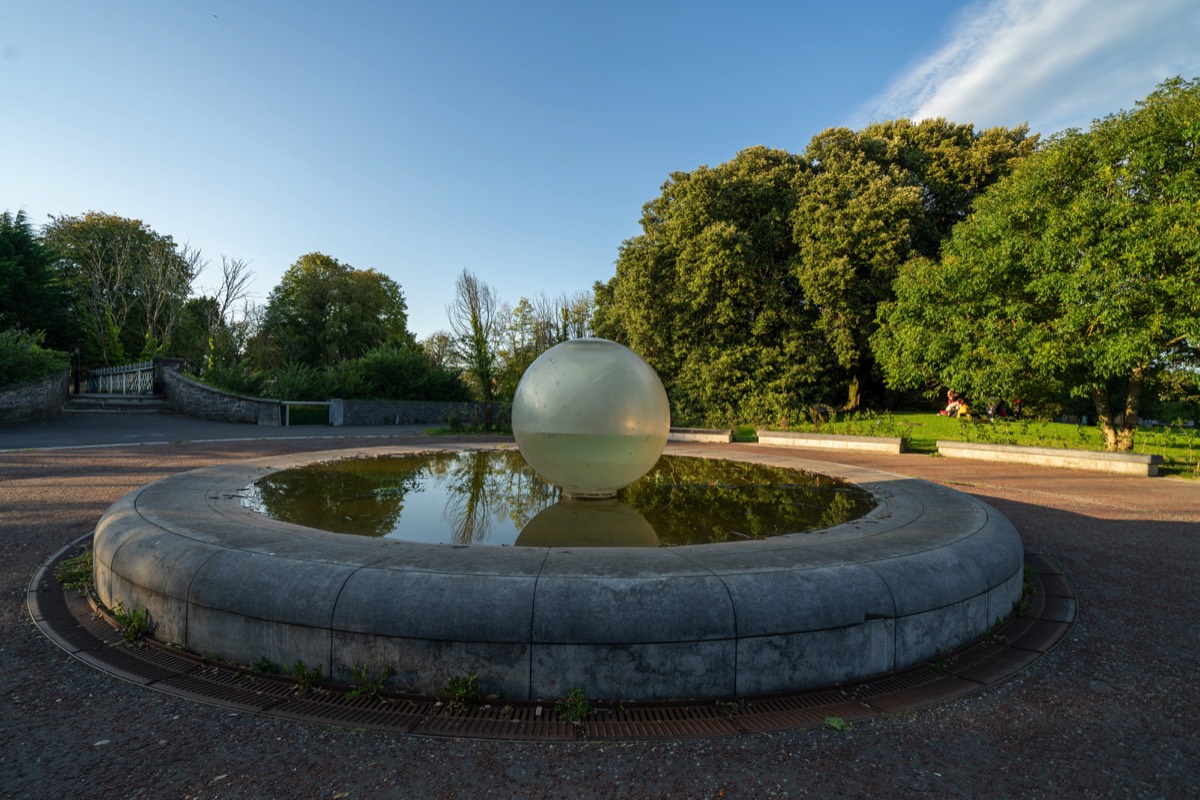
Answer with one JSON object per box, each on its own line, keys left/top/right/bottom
{"left": 2, "top": 412, "right": 1198, "bottom": 798}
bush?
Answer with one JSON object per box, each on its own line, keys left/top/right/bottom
{"left": 271, "top": 362, "right": 330, "bottom": 401}
{"left": 0, "top": 327, "right": 68, "bottom": 386}
{"left": 200, "top": 363, "right": 268, "bottom": 397}
{"left": 354, "top": 345, "right": 470, "bottom": 401}
{"left": 190, "top": 346, "right": 471, "bottom": 403}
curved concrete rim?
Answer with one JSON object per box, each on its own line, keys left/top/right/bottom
{"left": 92, "top": 443, "right": 1025, "bottom": 702}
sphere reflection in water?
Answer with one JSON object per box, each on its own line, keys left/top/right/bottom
{"left": 512, "top": 338, "right": 670, "bottom": 499}
{"left": 515, "top": 499, "right": 659, "bottom": 548}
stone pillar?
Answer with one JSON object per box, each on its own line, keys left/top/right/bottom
{"left": 329, "top": 398, "right": 344, "bottom": 427}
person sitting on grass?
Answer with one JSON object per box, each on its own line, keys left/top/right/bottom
{"left": 940, "top": 390, "right": 964, "bottom": 417}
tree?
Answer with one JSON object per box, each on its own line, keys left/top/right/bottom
{"left": 595, "top": 146, "right": 828, "bottom": 425}
{"left": 0, "top": 210, "right": 76, "bottom": 351}
{"left": 873, "top": 77, "right": 1200, "bottom": 451}
{"left": 43, "top": 212, "right": 199, "bottom": 366}
{"left": 496, "top": 291, "right": 594, "bottom": 399}
{"left": 791, "top": 129, "right": 925, "bottom": 409}
{"left": 255, "top": 252, "right": 413, "bottom": 369}
{"left": 791, "top": 121, "right": 1037, "bottom": 409}
{"left": 447, "top": 269, "right": 502, "bottom": 424}
{"left": 195, "top": 256, "right": 254, "bottom": 370}
{"left": 422, "top": 330, "right": 458, "bottom": 370}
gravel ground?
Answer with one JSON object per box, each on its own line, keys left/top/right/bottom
{"left": 1, "top": 434, "right": 1197, "bottom": 799}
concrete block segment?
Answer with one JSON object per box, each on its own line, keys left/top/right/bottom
{"left": 93, "top": 444, "right": 1024, "bottom": 702}
{"left": 757, "top": 430, "right": 905, "bottom": 454}
{"left": 936, "top": 440, "right": 1164, "bottom": 476}
{"left": 668, "top": 427, "right": 734, "bottom": 443}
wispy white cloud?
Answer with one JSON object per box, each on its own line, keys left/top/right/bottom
{"left": 857, "top": 0, "right": 1200, "bottom": 136}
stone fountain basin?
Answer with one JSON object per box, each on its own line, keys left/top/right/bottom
{"left": 92, "top": 444, "right": 1024, "bottom": 702}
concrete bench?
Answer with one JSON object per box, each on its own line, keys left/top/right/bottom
{"left": 668, "top": 427, "right": 734, "bottom": 443}
{"left": 756, "top": 430, "right": 905, "bottom": 455}
{"left": 936, "top": 440, "right": 1165, "bottom": 477}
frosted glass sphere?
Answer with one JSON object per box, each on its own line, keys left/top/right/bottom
{"left": 512, "top": 338, "right": 670, "bottom": 499}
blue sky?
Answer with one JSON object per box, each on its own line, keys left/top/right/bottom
{"left": 4, "top": 0, "right": 1198, "bottom": 340}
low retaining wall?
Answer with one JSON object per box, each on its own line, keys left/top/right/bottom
{"left": 668, "top": 427, "right": 733, "bottom": 443}
{"left": 0, "top": 371, "right": 69, "bottom": 425}
{"left": 330, "top": 399, "right": 497, "bottom": 427}
{"left": 936, "top": 440, "right": 1164, "bottom": 477}
{"left": 162, "top": 371, "right": 281, "bottom": 426}
{"left": 757, "top": 430, "right": 905, "bottom": 455}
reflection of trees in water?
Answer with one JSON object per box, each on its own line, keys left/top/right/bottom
{"left": 619, "top": 457, "right": 874, "bottom": 546}
{"left": 248, "top": 452, "right": 873, "bottom": 546}
{"left": 249, "top": 456, "right": 426, "bottom": 536}
{"left": 439, "top": 450, "right": 558, "bottom": 544}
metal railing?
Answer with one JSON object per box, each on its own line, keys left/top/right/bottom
{"left": 87, "top": 361, "right": 155, "bottom": 394}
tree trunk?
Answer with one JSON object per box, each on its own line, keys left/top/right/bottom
{"left": 1091, "top": 387, "right": 1119, "bottom": 451}
{"left": 844, "top": 375, "right": 862, "bottom": 412}
{"left": 1116, "top": 365, "right": 1148, "bottom": 452}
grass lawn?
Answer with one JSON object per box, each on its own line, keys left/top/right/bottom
{"left": 738, "top": 412, "right": 1200, "bottom": 478}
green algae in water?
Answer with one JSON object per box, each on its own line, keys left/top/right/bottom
{"left": 242, "top": 451, "right": 875, "bottom": 547}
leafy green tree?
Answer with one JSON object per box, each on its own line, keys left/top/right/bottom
{"left": 792, "top": 121, "right": 1036, "bottom": 408}
{"left": 596, "top": 146, "right": 828, "bottom": 425}
{"left": 255, "top": 252, "right": 413, "bottom": 369}
{"left": 874, "top": 77, "right": 1200, "bottom": 451}
{"left": 0, "top": 211, "right": 76, "bottom": 351}
{"left": 43, "top": 212, "right": 200, "bottom": 366}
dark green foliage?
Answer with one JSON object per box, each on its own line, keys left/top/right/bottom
{"left": 0, "top": 327, "right": 69, "bottom": 385}
{"left": 43, "top": 212, "right": 200, "bottom": 368}
{"left": 0, "top": 211, "right": 76, "bottom": 351}
{"left": 874, "top": 77, "right": 1200, "bottom": 451}
{"left": 271, "top": 362, "right": 331, "bottom": 401}
{"left": 200, "top": 363, "right": 269, "bottom": 397}
{"left": 352, "top": 344, "right": 470, "bottom": 401}
{"left": 595, "top": 122, "right": 1035, "bottom": 422}
{"left": 196, "top": 344, "right": 468, "bottom": 402}
{"left": 254, "top": 252, "right": 414, "bottom": 370}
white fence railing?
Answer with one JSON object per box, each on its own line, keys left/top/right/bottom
{"left": 88, "top": 361, "right": 155, "bottom": 394}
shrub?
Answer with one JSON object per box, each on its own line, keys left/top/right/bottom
{"left": 271, "top": 362, "right": 330, "bottom": 400}
{"left": 0, "top": 327, "right": 68, "bottom": 386}
{"left": 200, "top": 363, "right": 268, "bottom": 397}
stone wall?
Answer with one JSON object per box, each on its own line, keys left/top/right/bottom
{"left": 0, "top": 371, "right": 70, "bottom": 425}
{"left": 162, "top": 370, "right": 281, "bottom": 426}
{"left": 332, "top": 398, "right": 500, "bottom": 426}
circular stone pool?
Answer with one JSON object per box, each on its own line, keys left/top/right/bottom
{"left": 92, "top": 443, "right": 1024, "bottom": 702}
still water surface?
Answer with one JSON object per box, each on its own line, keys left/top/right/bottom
{"left": 242, "top": 450, "right": 875, "bottom": 548}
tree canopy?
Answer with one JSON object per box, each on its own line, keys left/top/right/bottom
{"left": 0, "top": 210, "right": 75, "bottom": 351}
{"left": 43, "top": 211, "right": 200, "bottom": 366}
{"left": 594, "top": 122, "right": 1035, "bottom": 424}
{"left": 874, "top": 77, "right": 1200, "bottom": 450}
{"left": 254, "top": 252, "right": 414, "bottom": 369}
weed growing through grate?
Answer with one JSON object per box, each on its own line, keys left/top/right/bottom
{"left": 293, "top": 660, "right": 323, "bottom": 695}
{"left": 1017, "top": 565, "right": 1039, "bottom": 616}
{"left": 56, "top": 551, "right": 93, "bottom": 592}
{"left": 554, "top": 688, "right": 592, "bottom": 725}
{"left": 249, "top": 657, "right": 281, "bottom": 674}
{"left": 346, "top": 664, "right": 392, "bottom": 701}
{"left": 442, "top": 673, "right": 479, "bottom": 714}
{"left": 110, "top": 602, "right": 150, "bottom": 643}
{"left": 824, "top": 716, "right": 853, "bottom": 731}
